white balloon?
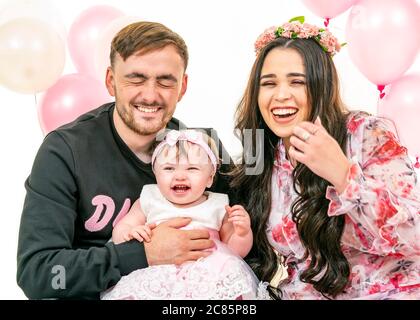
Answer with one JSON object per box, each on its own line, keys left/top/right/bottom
{"left": 0, "top": 17, "right": 65, "bottom": 94}
{"left": 0, "top": 0, "right": 67, "bottom": 40}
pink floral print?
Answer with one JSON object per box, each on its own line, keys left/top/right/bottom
{"left": 268, "top": 112, "right": 420, "bottom": 299}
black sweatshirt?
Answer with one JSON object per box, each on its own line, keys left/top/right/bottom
{"left": 17, "top": 103, "right": 233, "bottom": 299}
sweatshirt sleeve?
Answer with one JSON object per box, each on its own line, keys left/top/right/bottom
{"left": 325, "top": 116, "right": 420, "bottom": 256}
{"left": 17, "top": 132, "right": 148, "bottom": 299}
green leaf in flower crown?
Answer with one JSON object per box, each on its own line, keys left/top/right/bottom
{"left": 289, "top": 16, "right": 305, "bottom": 24}
{"left": 341, "top": 42, "right": 347, "bottom": 47}
{"left": 275, "top": 27, "right": 284, "bottom": 37}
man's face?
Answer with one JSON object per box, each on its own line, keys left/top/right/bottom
{"left": 106, "top": 45, "right": 188, "bottom": 136}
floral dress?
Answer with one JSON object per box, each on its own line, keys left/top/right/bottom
{"left": 268, "top": 112, "right": 420, "bottom": 299}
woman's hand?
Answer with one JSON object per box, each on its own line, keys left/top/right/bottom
{"left": 288, "top": 117, "right": 351, "bottom": 194}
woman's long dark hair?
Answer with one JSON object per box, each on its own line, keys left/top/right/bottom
{"left": 230, "top": 37, "right": 351, "bottom": 298}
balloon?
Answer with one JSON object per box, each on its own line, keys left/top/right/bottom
{"left": 377, "top": 74, "right": 420, "bottom": 161}
{"left": 0, "top": 17, "right": 65, "bottom": 94}
{"left": 0, "top": 0, "right": 66, "bottom": 40}
{"left": 68, "top": 5, "right": 124, "bottom": 76}
{"left": 93, "top": 16, "right": 141, "bottom": 82}
{"left": 38, "top": 74, "right": 111, "bottom": 134}
{"left": 301, "top": 0, "right": 358, "bottom": 25}
{"left": 346, "top": 0, "right": 420, "bottom": 86}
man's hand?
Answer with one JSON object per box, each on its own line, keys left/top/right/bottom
{"left": 144, "top": 217, "right": 214, "bottom": 266}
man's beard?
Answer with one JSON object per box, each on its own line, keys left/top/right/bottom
{"left": 114, "top": 88, "right": 173, "bottom": 135}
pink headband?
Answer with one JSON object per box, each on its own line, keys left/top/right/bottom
{"left": 151, "top": 130, "right": 218, "bottom": 170}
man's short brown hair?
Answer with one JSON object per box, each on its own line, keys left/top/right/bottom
{"left": 110, "top": 21, "right": 188, "bottom": 70}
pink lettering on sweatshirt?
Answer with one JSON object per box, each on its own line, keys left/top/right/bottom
{"left": 84, "top": 195, "right": 131, "bottom": 232}
{"left": 112, "top": 198, "right": 131, "bottom": 227}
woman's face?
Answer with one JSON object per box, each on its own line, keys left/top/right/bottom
{"left": 258, "top": 48, "right": 310, "bottom": 140}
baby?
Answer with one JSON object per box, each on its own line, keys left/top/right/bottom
{"left": 101, "top": 129, "right": 267, "bottom": 300}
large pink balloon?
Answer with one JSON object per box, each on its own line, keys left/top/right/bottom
{"left": 301, "top": 0, "right": 358, "bottom": 19}
{"left": 346, "top": 0, "right": 420, "bottom": 86}
{"left": 38, "top": 74, "right": 111, "bottom": 134}
{"left": 68, "top": 5, "right": 124, "bottom": 76}
{"left": 377, "top": 74, "right": 420, "bottom": 158}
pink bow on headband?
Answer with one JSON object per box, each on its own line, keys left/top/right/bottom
{"left": 165, "top": 129, "right": 202, "bottom": 146}
{"left": 151, "top": 130, "right": 218, "bottom": 170}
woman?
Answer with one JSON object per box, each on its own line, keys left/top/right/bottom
{"left": 231, "top": 17, "right": 420, "bottom": 300}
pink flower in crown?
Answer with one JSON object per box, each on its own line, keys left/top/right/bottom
{"left": 319, "top": 30, "right": 340, "bottom": 54}
{"left": 254, "top": 26, "right": 277, "bottom": 53}
{"left": 303, "top": 23, "right": 319, "bottom": 37}
{"left": 298, "top": 25, "right": 311, "bottom": 38}
{"left": 282, "top": 21, "right": 301, "bottom": 34}
{"left": 281, "top": 30, "right": 292, "bottom": 38}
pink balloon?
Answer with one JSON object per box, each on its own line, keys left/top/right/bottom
{"left": 93, "top": 16, "right": 141, "bottom": 82}
{"left": 68, "top": 5, "right": 124, "bottom": 76}
{"left": 346, "top": 0, "right": 420, "bottom": 86}
{"left": 301, "top": 0, "right": 358, "bottom": 19}
{"left": 377, "top": 74, "right": 420, "bottom": 158}
{"left": 38, "top": 74, "right": 111, "bottom": 134}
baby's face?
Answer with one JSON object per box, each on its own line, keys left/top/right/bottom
{"left": 153, "top": 144, "right": 215, "bottom": 207}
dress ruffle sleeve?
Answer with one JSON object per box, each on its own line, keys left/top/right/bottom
{"left": 325, "top": 114, "right": 420, "bottom": 256}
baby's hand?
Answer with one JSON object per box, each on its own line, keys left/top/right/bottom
{"left": 225, "top": 205, "right": 251, "bottom": 237}
{"left": 124, "top": 225, "right": 153, "bottom": 243}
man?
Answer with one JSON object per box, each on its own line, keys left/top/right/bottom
{"left": 17, "top": 21, "right": 231, "bottom": 299}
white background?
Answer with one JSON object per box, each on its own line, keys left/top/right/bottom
{"left": 0, "top": 0, "right": 419, "bottom": 299}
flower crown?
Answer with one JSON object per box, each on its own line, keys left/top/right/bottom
{"left": 254, "top": 16, "right": 346, "bottom": 56}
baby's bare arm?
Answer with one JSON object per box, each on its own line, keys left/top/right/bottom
{"left": 112, "top": 199, "right": 147, "bottom": 244}
{"left": 219, "top": 205, "right": 253, "bottom": 258}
